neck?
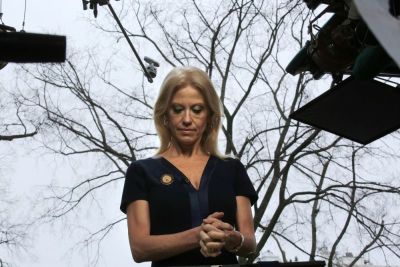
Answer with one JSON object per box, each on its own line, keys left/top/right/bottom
{"left": 165, "top": 140, "right": 208, "bottom": 158}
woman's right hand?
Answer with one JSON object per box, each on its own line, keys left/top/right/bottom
{"left": 199, "top": 212, "right": 233, "bottom": 257}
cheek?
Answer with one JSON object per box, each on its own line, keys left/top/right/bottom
{"left": 167, "top": 112, "right": 179, "bottom": 125}
{"left": 197, "top": 117, "right": 208, "bottom": 130}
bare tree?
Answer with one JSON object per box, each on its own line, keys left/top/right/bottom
{"left": 0, "top": 90, "right": 38, "bottom": 142}
{"left": 0, "top": 85, "right": 37, "bottom": 266}
{"left": 14, "top": 0, "right": 400, "bottom": 266}
{"left": 0, "top": 181, "right": 30, "bottom": 267}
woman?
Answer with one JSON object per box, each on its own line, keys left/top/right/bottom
{"left": 120, "top": 66, "right": 258, "bottom": 266}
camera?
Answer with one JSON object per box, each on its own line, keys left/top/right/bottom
{"left": 144, "top": 56, "right": 160, "bottom": 78}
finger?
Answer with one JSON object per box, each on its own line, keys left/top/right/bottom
{"left": 215, "top": 222, "right": 233, "bottom": 231}
{"left": 203, "top": 216, "right": 222, "bottom": 223}
{"left": 205, "top": 241, "right": 224, "bottom": 257}
{"left": 203, "top": 218, "right": 234, "bottom": 231}
{"left": 199, "top": 240, "right": 207, "bottom": 251}
{"left": 200, "top": 244, "right": 209, "bottom": 257}
{"left": 205, "top": 241, "right": 225, "bottom": 252}
{"left": 202, "top": 225, "right": 227, "bottom": 243}
{"left": 206, "top": 230, "right": 227, "bottom": 242}
{"left": 200, "top": 241, "right": 221, "bottom": 258}
{"left": 199, "top": 240, "right": 209, "bottom": 257}
{"left": 202, "top": 221, "right": 233, "bottom": 233}
{"left": 202, "top": 217, "right": 221, "bottom": 225}
{"left": 199, "top": 230, "right": 212, "bottom": 243}
{"left": 202, "top": 223, "right": 223, "bottom": 233}
{"left": 207, "top": 211, "right": 224, "bottom": 219}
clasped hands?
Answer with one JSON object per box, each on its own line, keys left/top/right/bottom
{"left": 199, "top": 212, "right": 242, "bottom": 257}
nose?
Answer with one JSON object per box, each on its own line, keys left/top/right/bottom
{"left": 182, "top": 110, "right": 192, "bottom": 126}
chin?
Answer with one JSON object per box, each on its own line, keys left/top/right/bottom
{"left": 176, "top": 137, "right": 199, "bottom": 147}
{"left": 177, "top": 140, "right": 196, "bottom": 146}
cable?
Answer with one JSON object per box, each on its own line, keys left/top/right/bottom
{"left": 21, "top": 0, "right": 27, "bottom": 31}
{"left": 0, "top": 0, "right": 4, "bottom": 24}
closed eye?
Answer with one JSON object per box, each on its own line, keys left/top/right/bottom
{"left": 192, "top": 105, "right": 204, "bottom": 114}
{"left": 171, "top": 105, "right": 184, "bottom": 114}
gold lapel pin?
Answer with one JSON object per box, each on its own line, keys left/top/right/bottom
{"left": 160, "top": 174, "right": 174, "bottom": 185}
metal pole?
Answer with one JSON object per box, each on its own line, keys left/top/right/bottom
{"left": 106, "top": 2, "right": 153, "bottom": 83}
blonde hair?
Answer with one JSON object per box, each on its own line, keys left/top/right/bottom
{"left": 153, "top": 66, "right": 224, "bottom": 157}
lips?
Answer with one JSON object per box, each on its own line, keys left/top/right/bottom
{"left": 178, "top": 128, "right": 196, "bottom": 134}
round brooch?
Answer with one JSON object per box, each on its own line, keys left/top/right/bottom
{"left": 160, "top": 174, "right": 174, "bottom": 185}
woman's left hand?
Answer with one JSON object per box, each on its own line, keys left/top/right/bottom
{"left": 199, "top": 216, "right": 233, "bottom": 257}
{"left": 201, "top": 217, "right": 244, "bottom": 254}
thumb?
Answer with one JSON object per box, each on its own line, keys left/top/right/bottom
{"left": 208, "top": 211, "right": 224, "bottom": 219}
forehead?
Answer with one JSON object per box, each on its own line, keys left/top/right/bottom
{"left": 171, "top": 85, "right": 205, "bottom": 104}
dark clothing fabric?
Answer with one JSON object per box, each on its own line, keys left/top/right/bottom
{"left": 120, "top": 155, "right": 258, "bottom": 267}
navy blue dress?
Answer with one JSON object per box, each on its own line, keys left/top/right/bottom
{"left": 120, "top": 155, "right": 258, "bottom": 267}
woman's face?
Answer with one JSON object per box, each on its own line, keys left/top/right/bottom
{"left": 167, "top": 85, "right": 209, "bottom": 148}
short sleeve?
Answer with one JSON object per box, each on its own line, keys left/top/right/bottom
{"left": 120, "top": 161, "right": 149, "bottom": 214}
{"left": 234, "top": 159, "right": 258, "bottom": 205}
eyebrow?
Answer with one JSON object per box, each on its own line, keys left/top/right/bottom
{"left": 170, "top": 102, "right": 205, "bottom": 106}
